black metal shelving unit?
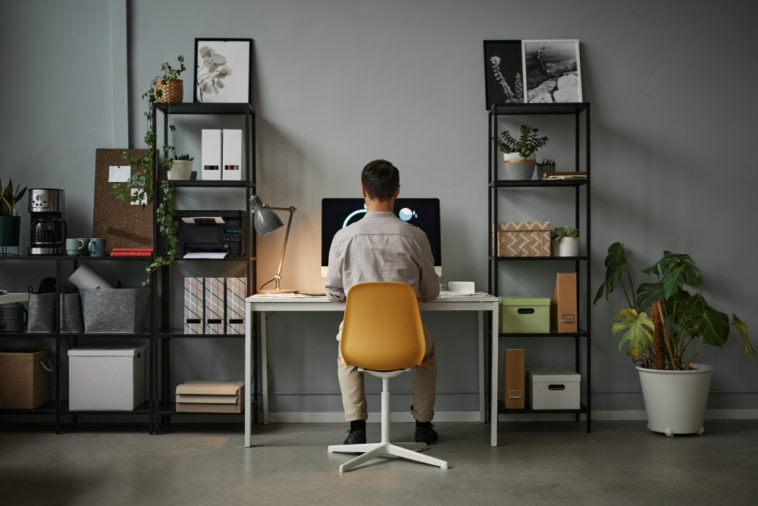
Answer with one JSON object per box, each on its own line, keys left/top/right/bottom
{"left": 0, "top": 256, "right": 154, "bottom": 434}
{"left": 488, "top": 102, "right": 591, "bottom": 432}
{"left": 152, "top": 101, "right": 257, "bottom": 433}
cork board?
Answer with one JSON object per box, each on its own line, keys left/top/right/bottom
{"left": 93, "top": 149, "right": 153, "bottom": 251}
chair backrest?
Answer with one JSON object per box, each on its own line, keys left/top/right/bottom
{"left": 340, "top": 282, "right": 426, "bottom": 371}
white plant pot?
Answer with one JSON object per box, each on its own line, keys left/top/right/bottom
{"left": 168, "top": 159, "right": 193, "bottom": 180}
{"left": 637, "top": 363, "right": 712, "bottom": 437}
{"left": 555, "top": 237, "right": 579, "bottom": 257}
{"left": 501, "top": 152, "right": 536, "bottom": 180}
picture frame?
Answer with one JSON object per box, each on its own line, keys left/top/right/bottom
{"left": 193, "top": 38, "right": 253, "bottom": 104}
{"left": 483, "top": 40, "right": 524, "bottom": 109}
{"left": 522, "top": 39, "right": 582, "bottom": 103}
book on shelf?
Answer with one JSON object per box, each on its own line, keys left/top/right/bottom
{"left": 110, "top": 248, "right": 154, "bottom": 257}
{"left": 541, "top": 171, "right": 587, "bottom": 180}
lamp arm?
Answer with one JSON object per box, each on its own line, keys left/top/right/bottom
{"left": 273, "top": 207, "right": 296, "bottom": 289}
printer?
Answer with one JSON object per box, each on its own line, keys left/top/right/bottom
{"left": 175, "top": 210, "right": 246, "bottom": 258}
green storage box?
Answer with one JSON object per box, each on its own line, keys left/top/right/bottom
{"left": 499, "top": 296, "right": 551, "bottom": 333}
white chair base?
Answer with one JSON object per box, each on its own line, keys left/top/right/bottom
{"left": 327, "top": 373, "right": 448, "bottom": 472}
{"left": 328, "top": 441, "right": 447, "bottom": 472}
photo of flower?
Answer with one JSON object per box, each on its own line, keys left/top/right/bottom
{"left": 483, "top": 40, "right": 524, "bottom": 108}
{"left": 193, "top": 39, "right": 252, "bottom": 103}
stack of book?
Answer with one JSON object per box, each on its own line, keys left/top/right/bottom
{"left": 110, "top": 248, "right": 154, "bottom": 257}
{"left": 175, "top": 380, "right": 244, "bottom": 413}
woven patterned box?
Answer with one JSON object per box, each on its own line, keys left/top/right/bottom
{"left": 497, "top": 221, "right": 551, "bottom": 256}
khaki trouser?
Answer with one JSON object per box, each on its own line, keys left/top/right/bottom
{"left": 337, "top": 343, "right": 436, "bottom": 423}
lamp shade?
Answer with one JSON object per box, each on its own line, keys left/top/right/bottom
{"left": 250, "top": 195, "right": 284, "bottom": 236}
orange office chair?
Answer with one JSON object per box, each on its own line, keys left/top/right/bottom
{"left": 327, "top": 281, "right": 448, "bottom": 472}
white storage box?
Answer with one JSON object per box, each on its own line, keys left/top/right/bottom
{"left": 68, "top": 347, "right": 145, "bottom": 411}
{"left": 528, "top": 369, "right": 580, "bottom": 410}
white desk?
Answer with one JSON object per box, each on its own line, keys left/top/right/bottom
{"left": 244, "top": 294, "right": 500, "bottom": 447}
{"left": 0, "top": 292, "right": 29, "bottom": 304}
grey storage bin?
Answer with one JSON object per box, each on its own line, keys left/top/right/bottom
{"left": 80, "top": 288, "right": 149, "bottom": 334}
{"left": 60, "top": 293, "right": 83, "bottom": 333}
{"left": 27, "top": 293, "right": 55, "bottom": 333}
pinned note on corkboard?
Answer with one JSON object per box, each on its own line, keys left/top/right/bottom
{"left": 93, "top": 149, "right": 153, "bottom": 251}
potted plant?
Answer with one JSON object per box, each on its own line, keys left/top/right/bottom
{"left": 154, "top": 55, "right": 186, "bottom": 103}
{"left": 114, "top": 55, "right": 185, "bottom": 285}
{"left": 497, "top": 124, "right": 548, "bottom": 180}
{"left": 552, "top": 226, "right": 578, "bottom": 257}
{"left": 594, "top": 242, "right": 755, "bottom": 436}
{"left": 167, "top": 153, "right": 194, "bottom": 181}
{"left": 0, "top": 178, "right": 27, "bottom": 248}
{"left": 536, "top": 158, "right": 556, "bottom": 180}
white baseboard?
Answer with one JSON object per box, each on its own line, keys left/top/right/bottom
{"left": 269, "top": 409, "right": 758, "bottom": 423}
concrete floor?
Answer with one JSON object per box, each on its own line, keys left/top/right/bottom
{"left": 1, "top": 420, "right": 756, "bottom": 505}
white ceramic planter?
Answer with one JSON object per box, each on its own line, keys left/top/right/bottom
{"left": 637, "top": 363, "right": 712, "bottom": 436}
{"left": 502, "top": 152, "right": 536, "bottom": 180}
{"left": 555, "top": 237, "right": 579, "bottom": 257}
{"left": 168, "top": 159, "right": 193, "bottom": 180}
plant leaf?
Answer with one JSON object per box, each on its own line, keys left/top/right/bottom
{"left": 681, "top": 300, "right": 729, "bottom": 347}
{"left": 731, "top": 314, "right": 756, "bottom": 356}
{"left": 636, "top": 282, "right": 664, "bottom": 311}
{"left": 612, "top": 308, "right": 654, "bottom": 356}
{"left": 594, "top": 242, "right": 628, "bottom": 304}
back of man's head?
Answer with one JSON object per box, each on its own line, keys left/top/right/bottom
{"left": 361, "top": 160, "right": 399, "bottom": 201}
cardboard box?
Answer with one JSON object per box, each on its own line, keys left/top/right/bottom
{"left": 68, "top": 347, "right": 145, "bottom": 411}
{"left": 184, "top": 277, "right": 204, "bottom": 334}
{"left": 552, "top": 272, "right": 578, "bottom": 333}
{"left": 0, "top": 348, "right": 50, "bottom": 409}
{"left": 528, "top": 369, "right": 580, "bottom": 410}
{"left": 499, "top": 296, "right": 551, "bottom": 333}
{"left": 201, "top": 129, "right": 221, "bottom": 180}
{"left": 222, "top": 129, "right": 243, "bottom": 180}
{"left": 176, "top": 380, "right": 244, "bottom": 396}
{"left": 175, "top": 380, "right": 243, "bottom": 413}
{"left": 496, "top": 221, "right": 551, "bottom": 257}
{"left": 503, "top": 349, "right": 525, "bottom": 409}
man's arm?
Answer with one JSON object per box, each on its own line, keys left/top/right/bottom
{"left": 325, "top": 236, "right": 346, "bottom": 302}
{"left": 415, "top": 233, "right": 440, "bottom": 303}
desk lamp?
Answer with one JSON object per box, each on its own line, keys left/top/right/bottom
{"left": 250, "top": 195, "right": 297, "bottom": 293}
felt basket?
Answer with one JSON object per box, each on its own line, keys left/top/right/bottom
{"left": 80, "top": 288, "right": 149, "bottom": 334}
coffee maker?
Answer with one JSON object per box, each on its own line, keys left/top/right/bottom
{"left": 28, "top": 188, "right": 67, "bottom": 255}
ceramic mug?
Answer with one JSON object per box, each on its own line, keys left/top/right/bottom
{"left": 66, "top": 237, "right": 89, "bottom": 256}
{"left": 88, "top": 237, "right": 106, "bottom": 257}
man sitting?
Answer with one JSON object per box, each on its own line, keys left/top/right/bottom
{"left": 325, "top": 159, "right": 440, "bottom": 445}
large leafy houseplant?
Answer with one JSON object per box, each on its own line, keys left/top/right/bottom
{"left": 594, "top": 242, "right": 755, "bottom": 370}
{"left": 114, "top": 56, "right": 185, "bottom": 285}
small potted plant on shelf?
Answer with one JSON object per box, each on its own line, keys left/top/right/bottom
{"left": 154, "top": 55, "right": 186, "bottom": 103}
{"left": 552, "top": 226, "right": 578, "bottom": 256}
{"left": 497, "top": 124, "right": 548, "bottom": 180}
{"left": 167, "top": 153, "right": 194, "bottom": 181}
{"left": 536, "top": 158, "right": 556, "bottom": 180}
{"left": 114, "top": 55, "right": 185, "bottom": 285}
{"left": 594, "top": 242, "right": 755, "bottom": 436}
{"left": 0, "top": 178, "right": 27, "bottom": 249}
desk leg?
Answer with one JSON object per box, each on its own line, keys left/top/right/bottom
{"left": 261, "top": 312, "right": 269, "bottom": 425}
{"left": 490, "top": 303, "right": 499, "bottom": 447}
{"left": 478, "top": 311, "right": 485, "bottom": 424}
{"left": 245, "top": 302, "right": 252, "bottom": 448}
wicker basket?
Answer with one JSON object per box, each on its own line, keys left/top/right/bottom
{"left": 154, "top": 78, "right": 183, "bottom": 103}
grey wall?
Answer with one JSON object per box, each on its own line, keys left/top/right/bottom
{"left": 2, "top": 0, "right": 757, "bottom": 415}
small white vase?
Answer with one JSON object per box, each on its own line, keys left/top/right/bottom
{"left": 555, "top": 237, "right": 579, "bottom": 257}
{"left": 168, "top": 159, "right": 193, "bottom": 180}
{"left": 637, "top": 363, "right": 712, "bottom": 436}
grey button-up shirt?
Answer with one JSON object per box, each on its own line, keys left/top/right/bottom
{"left": 325, "top": 211, "right": 440, "bottom": 303}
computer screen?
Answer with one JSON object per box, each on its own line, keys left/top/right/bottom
{"left": 321, "top": 198, "right": 441, "bottom": 276}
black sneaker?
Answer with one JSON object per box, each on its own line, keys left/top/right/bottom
{"left": 414, "top": 424, "right": 438, "bottom": 444}
{"left": 342, "top": 429, "right": 366, "bottom": 445}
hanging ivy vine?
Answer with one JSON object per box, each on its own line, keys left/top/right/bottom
{"left": 113, "top": 56, "right": 185, "bottom": 286}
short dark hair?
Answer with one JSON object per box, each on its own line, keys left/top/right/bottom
{"left": 361, "top": 159, "right": 399, "bottom": 201}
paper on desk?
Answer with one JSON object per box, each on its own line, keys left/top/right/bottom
{"left": 183, "top": 251, "right": 228, "bottom": 259}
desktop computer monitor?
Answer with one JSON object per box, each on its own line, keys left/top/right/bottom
{"left": 321, "top": 198, "right": 441, "bottom": 277}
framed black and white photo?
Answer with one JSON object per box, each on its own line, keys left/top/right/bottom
{"left": 194, "top": 38, "right": 252, "bottom": 104}
{"left": 483, "top": 40, "right": 524, "bottom": 108}
{"left": 522, "top": 39, "right": 582, "bottom": 103}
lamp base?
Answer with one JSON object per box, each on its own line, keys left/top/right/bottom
{"left": 258, "top": 287, "right": 299, "bottom": 295}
